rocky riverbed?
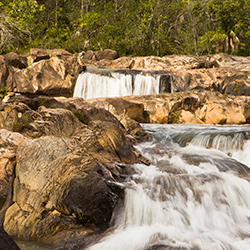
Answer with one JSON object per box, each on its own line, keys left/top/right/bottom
{"left": 1, "top": 48, "right": 250, "bottom": 249}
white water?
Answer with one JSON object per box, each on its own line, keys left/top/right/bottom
{"left": 88, "top": 124, "right": 250, "bottom": 250}
{"left": 73, "top": 70, "right": 161, "bottom": 99}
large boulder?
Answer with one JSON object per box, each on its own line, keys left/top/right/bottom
{"left": 13, "top": 56, "right": 74, "bottom": 96}
{"left": 1, "top": 49, "right": 85, "bottom": 97}
{"left": 53, "top": 173, "right": 119, "bottom": 227}
{"left": 88, "top": 97, "right": 149, "bottom": 123}
{"left": 3, "top": 130, "right": 130, "bottom": 239}
{"left": 1, "top": 94, "right": 147, "bottom": 242}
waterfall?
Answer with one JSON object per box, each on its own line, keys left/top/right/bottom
{"left": 88, "top": 124, "right": 250, "bottom": 250}
{"left": 73, "top": 69, "right": 173, "bottom": 99}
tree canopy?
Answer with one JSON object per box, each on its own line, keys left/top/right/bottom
{"left": 0, "top": 0, "right": 250, "bottom": 56}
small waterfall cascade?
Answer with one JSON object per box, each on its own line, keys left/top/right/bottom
{"left": 88, "top": 124, "right": 250, "bottom": 250}
{"left": 73, "top": 68, "right": 173, "bottom": 99}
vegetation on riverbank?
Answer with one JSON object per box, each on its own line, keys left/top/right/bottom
{"left": 0, "top": 0, "right": 250, "bottom": 56}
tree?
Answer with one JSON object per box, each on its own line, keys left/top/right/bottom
{"left": 0, "top": 0, "right": 44, "bottom": 53}
{"left": 206, "top": 0, "right": 250, "bottom": 54}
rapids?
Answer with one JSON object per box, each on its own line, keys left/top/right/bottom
{"left": 88, "top": 124, "right": 250, "bottom": 250}
{"left": 16, "top": 124, "right": 250, "bottom": 250}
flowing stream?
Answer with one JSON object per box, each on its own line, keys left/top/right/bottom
{"left": 73, "top": 69, "right": 173, "bottom": 99}
{"left": 88, "top": 124, "right": 250, "bottom": 250}
{"left": 16, "top": 124, "right": 250, "bottom": 250}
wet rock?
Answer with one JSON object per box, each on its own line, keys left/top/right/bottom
{"left": 145, "top": 245, "right": 199, "bottom": 250}
{"left": 45, "top": 227, "right": 99, "bottom": 249}
{"left": 88, "top": 120, "right": 139, "bottom": 164}
{"left": 53, "top": 173, "right": 119, "bottom": 228}
{"left": 118, "top": 114, "right": 151, "bottom": 142}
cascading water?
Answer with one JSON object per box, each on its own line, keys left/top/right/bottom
{"left": 88, "top": 124, "right": 250, "bottom": 250}
{"left": 73, "top": 69, "right": 173, "bottom": 99}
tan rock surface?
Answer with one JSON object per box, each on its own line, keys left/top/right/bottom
{"left": 1, "top": 94, "right": 147, "bottom": 242}
{"left": 87, "top": 90, "right": 250, "bottom": 125}
{"left": 85, "top": 53, "right": 250, "bottom": 97}
{"left": 1, "top": 49, "right": 84, "bottom": 97}
{"left": 0, "top": 129, "right": 26, "bottom": 224}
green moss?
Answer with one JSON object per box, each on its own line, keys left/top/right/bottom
{"left": 22, "top": 113, "right": 28, "bottom": 120}
{"left": 201, "top": 116, "right": 206, "bottom": 122}
{"left": 78, "top": 112, "right": 89, "bottom": 124}
{"left": 168, "top": 112, "right": 181, "bottom": 124}
{"left": 27, "top": 56, "right": 32, "bottom": 67}
{"left": 39, "top": 98, "right": 48, "bottom": 107}
{"left": 234, "top": 83, "right": 239, "bottom": 94}
{"left": 77, "top": 211, "right": 91, "bottom": 224}
{"left": 12, "top": 120, "right": 23, "bottom": 132}
{"left": 0, "top": 86, "right": 9, "bottom": 99}
{"left": 175, "top": 95, "right": 180, "bottom": 101}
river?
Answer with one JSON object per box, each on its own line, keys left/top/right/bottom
{"left": 87, "top": 123, "right": 250, "bottom": 250}
{"left": 17, "top": 123, "right": 250, "bottom": 250}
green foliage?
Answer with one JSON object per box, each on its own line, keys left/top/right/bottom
{"left": 0, "top": 0, "right": 45, "bottom": 53}
{"left": 1, "top": 0, "right": 250, "bottom": 56}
